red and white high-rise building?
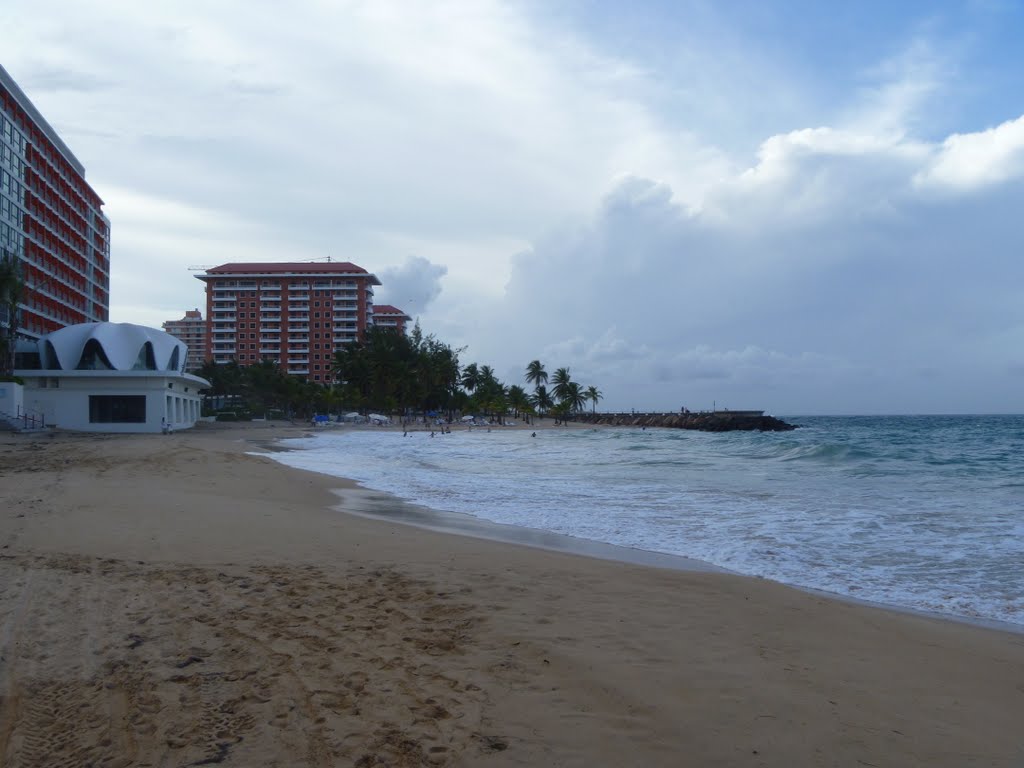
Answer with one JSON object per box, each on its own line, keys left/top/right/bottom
{"left": 1, "top": 63, "right": 110, "bottom": 341}
{"left": 371, "top": 304, "right": 412, "bottom": 335}
{"left": 196, "top": 262, "right": 383, "bottom": 384}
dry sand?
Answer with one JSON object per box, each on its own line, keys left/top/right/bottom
{"left": 1, "top": 421, "right": 1022, "bottom": 767}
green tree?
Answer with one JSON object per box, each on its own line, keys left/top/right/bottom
{"left": 525, "top": 359, "right": 547, "bottom": 391}
{"left": 561, "top": 381, "right": 588, "bottom": 416}
{"left": 460, "top": 362, "right": 481, "bottom": 394}
{"left": 551, "top": 367, "right": 572, "bottom": 402}
{"left": 530, "top": 385, "right": 554, "bottom": 417}
{"left": 507, "top": 385, "right": 530, "bottom": 417}
{"left": 585, "top": 385, "right": 603, "bottom": 414}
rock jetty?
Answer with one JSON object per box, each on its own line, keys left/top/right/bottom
{"left": 573, "top": 410, "right": 796, "bottom": 432}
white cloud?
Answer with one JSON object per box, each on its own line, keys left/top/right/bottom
{"left": 915, "top": 114, "right": 1024, "bottom": 191}
{"left": 6, "top": 1, "right": 1024, "bottom": 413}
{"left": 377, "top": 256, "right": 448, "bottom": 318}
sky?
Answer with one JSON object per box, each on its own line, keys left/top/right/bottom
{"left": 5, "top": 0, "right": 1024, "bottom": 414}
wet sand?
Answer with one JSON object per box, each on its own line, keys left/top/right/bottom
{"left": 1, "top": 421, "right": 1023, "bottom": 767}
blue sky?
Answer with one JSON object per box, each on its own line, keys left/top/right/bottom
{"left": 4, "top": 0, "right": 1024, "bottom": 413}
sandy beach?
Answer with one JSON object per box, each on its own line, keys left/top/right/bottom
{"left": 1, "top": 422, "right": 1022, "bottom": 767}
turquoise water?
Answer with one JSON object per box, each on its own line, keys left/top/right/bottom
{"left": 267, "top": 415, "right": 1024, "bottom": 627}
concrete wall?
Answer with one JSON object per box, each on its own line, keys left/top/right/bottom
{"left": 0, "top": 381, "right": 24, "bottom": 418}
{"left": 19, "top": 373, "right": 204, "bottom": 433}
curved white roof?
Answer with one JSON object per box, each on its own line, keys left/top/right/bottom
{"left": 39, "top": 322, "right": 188, "bottom": 373}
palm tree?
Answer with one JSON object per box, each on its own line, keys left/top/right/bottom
{"left": 507, "top": 385, "right": 530, "bottom": 417}
{"left": 460, "top": 362, "right": 480, "bottom": 393}
{"left": 551, "top": 367, "right": 572, "bottom": 402}
{"left": 525, "top": 360, "right": 547, "bottom": 391}
{"left": 530, "top": 385, "right": 554, "bottom": 418}
{"left": 478, "top": 364, "right": 497, "bottom": 390}
{"left": 585, "top": 385, "right": 603, "bottom": 414}
{"left": 561, "top": 381, "right": 587, "bottom": 416}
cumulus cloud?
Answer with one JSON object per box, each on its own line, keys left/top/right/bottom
{"left": 465, "top": 113, "right": 1024, "bottom": 414}
{"left": 377, "top": 256, "right": 448, "bottom": 318}
{"left": 915, "top": 114, "right": 1024, "bottom": 191}
{"left": 7, "top": 1, "right": 1024, "bottom": 413}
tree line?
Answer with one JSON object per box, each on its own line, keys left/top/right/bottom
{"left": 198, "top": 322, "right": 603, "bottom": 422}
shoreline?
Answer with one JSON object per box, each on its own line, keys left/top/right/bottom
{"left": 3, "top": 422, "right": 1024, "bottom": 766}
{"left": 332, "top": 485, "right": 1024, "bottom": 637}
{"left": 257, "top": 424, "right": 1024, "bottom": 636}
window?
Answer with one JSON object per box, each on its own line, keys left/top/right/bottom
{"left": 76, "top": 339, "right": 114, "bottom": 370}
{"left": 89, "top": 395, "right": 146, "bottom": 423}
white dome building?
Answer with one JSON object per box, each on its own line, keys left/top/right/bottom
{"left": 12, "top": 322, "right": 210, "bottom": 433}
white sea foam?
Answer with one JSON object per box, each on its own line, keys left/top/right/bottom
{"left": 265, "top": 416, "right": 1024, "bottom": 627}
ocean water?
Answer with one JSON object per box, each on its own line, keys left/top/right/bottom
{"left": 264, "top": 415, "right": 1024, "bottom": 628}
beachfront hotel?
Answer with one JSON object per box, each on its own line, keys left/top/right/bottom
{"left": 162, "top": 308, "right": 207, "bottom": 372}
{"left": 0, "top": 63, "right": 110, "bottom": 344}
{"left": 196, "top": 261, "right": 407, "bottom": 385}
{"left": 371, "top": 304, "right": 412, "bottom": 335}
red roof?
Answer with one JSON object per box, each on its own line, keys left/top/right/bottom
{"left": 373, "top": 304, "right": 411, "bottom": 319}
{"left": 206, "top": 262, "right": 369, "bottom": 275}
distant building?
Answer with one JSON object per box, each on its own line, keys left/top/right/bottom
{"left": 1, "top": 63, "right": 110, "bottom": 342}
{"left": 372, "top": 304, "right": 412, "bottom": 335}
{"left": 162, "top": 308, "right": 207, "bottom": 372}
{"left": 195, "top": 262, "right": 381, "bottom": 385}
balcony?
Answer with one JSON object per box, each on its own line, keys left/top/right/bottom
{"left": 212, "top": 287, "right": 237, "bottom": 295}
{"left": 288, "top": 325, "right": 310, "bottom": 333}
{"left": 260, "top": 347, "right": 280, "bottom": 355}
{"left": 212, "top": 325, "right": 236, "bottom": 333}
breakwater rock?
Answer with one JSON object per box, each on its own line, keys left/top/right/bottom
{"left": 573, "top": 411, "right": 797, "bottom": 432}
